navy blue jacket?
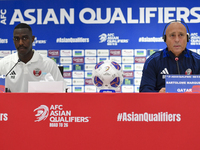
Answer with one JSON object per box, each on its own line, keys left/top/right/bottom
{"left": 139, "top": 48, "right": 200, "bottom": 92}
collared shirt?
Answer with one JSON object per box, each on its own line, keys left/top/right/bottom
{"left": 0, "top": 50, "right": 65, "bottom": 92}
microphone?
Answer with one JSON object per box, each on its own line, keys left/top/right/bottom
{"left": 5, "top": 59, "right": 20, "bottom": 92}
{"left": 175, "top": 57, "right": 180, "bottom": 74}
{"left": 6, "top": 59, "right": 20, "bottom": 77}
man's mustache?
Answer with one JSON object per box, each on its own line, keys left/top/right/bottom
{"left": 17, "top": 46, "right": 27, "bottom": 49}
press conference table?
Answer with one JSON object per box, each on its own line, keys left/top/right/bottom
{"left": 0, "top": 93, "right": 200, "bottom": 150}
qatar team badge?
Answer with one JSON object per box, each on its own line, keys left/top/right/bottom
{"left": 185, "top": 68, "right": 192, "bottom": 75}
{"left": 33, "top": 68, "right": 42, "bottom": 77}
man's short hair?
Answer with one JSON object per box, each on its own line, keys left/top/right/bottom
{"left": 14, "top": 23, "right": 32, "bottom": 33}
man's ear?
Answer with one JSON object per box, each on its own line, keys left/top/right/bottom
{"left": 32, "top": 36, "right": 35, "bottom": 43}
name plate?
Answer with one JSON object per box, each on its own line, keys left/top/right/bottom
{"left": 165, "top": 75, "right": 200, "bottom": 93}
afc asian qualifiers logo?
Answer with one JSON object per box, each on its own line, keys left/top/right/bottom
{"left": 99, "top": 33, "right": 129, "bottom": 46}
{"left": 34, "top": 105, "right": 49, "bottom": 122}
{"left": 34, "top": 104, "right": 91, "bottom": 128}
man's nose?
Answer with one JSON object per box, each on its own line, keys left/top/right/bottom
{"left": 19, "top": 38, "right": 23, "bottom": 45}
{"left": 175, "top": 35, "right": 179, "bottom": 42}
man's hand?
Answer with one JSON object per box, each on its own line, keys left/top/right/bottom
{"left": 159, "top": 87, "right": 166, "bottom": 93}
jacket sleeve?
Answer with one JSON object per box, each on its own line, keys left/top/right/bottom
{"left": 139, "top": 57, "right": 159, "bottom": 92}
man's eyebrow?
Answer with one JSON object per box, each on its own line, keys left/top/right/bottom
{"left": 13, "top": 35, "right": 29, "bottom": 37}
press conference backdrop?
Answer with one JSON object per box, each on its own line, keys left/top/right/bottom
{"left": 0, "top": 0, "right": 200, "bottom": 93}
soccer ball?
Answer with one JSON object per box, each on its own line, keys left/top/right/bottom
{"left": 92, "top": 60, "right": 124, "bottom": 90}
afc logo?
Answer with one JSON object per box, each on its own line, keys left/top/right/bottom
{"left": 0, "top": 9, "right": 6, "bottom": 25}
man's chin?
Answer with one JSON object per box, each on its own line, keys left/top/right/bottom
{"left": 17, "top": 51, "right": 28, "bottom": 57}
{"left": 172, "top": 49, "right": 184, "bottom": 56}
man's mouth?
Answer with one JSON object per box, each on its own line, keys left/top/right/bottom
{"left": 18, "top": 47, "right": 26, "bottom": 50}
{"left": 174, "top": 45, "right": 181, "bottom": 48}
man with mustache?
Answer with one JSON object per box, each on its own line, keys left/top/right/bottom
{"left": 139, "top": 21, "right": 200, "bottom": 92}
{"left": 0, "top": 23, "right": 65, "bottom": 92}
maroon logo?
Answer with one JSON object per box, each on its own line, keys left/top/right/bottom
{"left": 85, "top": 79, "right": 93, "bottom": 85}
{"left": 135, "top": 57, "right": 146, "bottom": 63}
{"left": 33, "top": 68, "right": 42, "bottom": 77}
{"left": 48, "top": 50, "right": 60, "bottom": 57}
{"left": 63, "top": 72, "right": 72, "bottom": 78}
{"left": 73, "top": 57, "right": 84, "bottom": 63}
{"left": 123, "top": 71, "right": 134, "bottom": 78}
{"left": 110, "top": 50, "right": 121, "bottom": 56}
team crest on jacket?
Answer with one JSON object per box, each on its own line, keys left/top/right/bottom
{"left": 185, "top": 68, "right": 192, "bottom": 75}
{"left": 33, "top": 68, "right": 42, "bottom": 77}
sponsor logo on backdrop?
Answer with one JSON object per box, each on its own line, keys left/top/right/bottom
{"left": 0, "top": 50, "right": 11, "bottom": 57}
{"left": 73, "top": 71, "right": 84, "bottom": 78}
{"left": 36, "top": 50, "right": 48, "bottom": 57}
{"left": 147, "top": 49, "right": 159, "bottom": 56}
{"left": 98, "top": 57, "right": 108, "bottom": 62}
{"left": 122, "top": 49, "right": 134, "bottom": 56}
{"left": 122, "top": 85, "right": 134, "bottom": 93}
{"left": 97, "top": 49, "right": 109, "bottom": 56}
{"left": 85, "top": 57, "right": 96, "bottom": 63}
{"left": 99, "top": 33, "right": 129, "bottom": 46}
{"left": 32, "top": 37, "right": 46, "bottom": 46}
{"left": 73, "top": 57, "right": 84, "bottom": 63}
{"left": 110, "top": 57, "right": 121, "bottom": 63}
{"left": 123, "top": 71, "right": 134, "bottom": 78}
{"left": 63, "top": 72, "right": 72, "bottom": 78}
{"left": 85, "top": 50, "right": 96, "bottom": 56}
{"left": 56, "top": 37, "right": 89, "bottom": 43}
{"left": 64, "top": 65, "right": 72, "bottom": 71}
{"left": 85, "top": 64, "right": 95, "bottom": 71}
{"left": 34, "top": 105, "right": 91, "bottom": 127}
{"left": 60, "top": 50, "right": 72, "bottom": 56}
{"left": 134, "top": 78, "right": 141, "bottom": 85}
{"left": 48, "top": 50, "right": 59, "bottom": 57}
{"left": 122, "top": 64, "right": 134, "bottom": 70}
{"left": 12, "top": 50, "right": 17, "bottom": 54}
{"left": 73, "top": 79, "right": 84, "bottom": 85}
{"left": 73, "top": 86, "right": 84, "bottom": 92}
{"left": 85, "top": 86, "right": 96, "bottom": 92}
{"left": 139, "top": 37, "right": 163, "bottom": 42}
{"left": 134, "top": 71, "right": 142, "bottom": 78}
{"left": 190, "top": 33, "right": 200, "bottom": 45}
{"left": 0, "top": 113, "right": 8, "bottom": 121}
{"left": 135, "top": 64, "right": 144, "bottom": 70}
{"left": 122, "top": 57, "right": 134, "bottom": 63}
{"left": 135, "top": 57, "right": 146, "bottom": 63}
{"left": 85, "top": 79, "right": 93, "bottom": 85}
{"left": 117, "top": 112, "right": 181, "bottom": 122}
{"left": 85, "top": 72, "right": 92, "bottom": 78}
{"left": 0, "top": 38, "right": 8, "bottom": 44}
{"left": 73, "top": 64, "right": 84, "bottom": 71}
{"left": 135, "top": 86, "right": 140, "bottom": 93}
{"left": 73, "top": 50, "right": 84, "bottom": 56}
{"left": 0, "top": 9, "right": 6, "bottom": 25}
{"left": 110, "top": 50, "right": 121, "bottom": 56}
{"left": 60, "top": 57, "right": 72, "bottom": 64}
{"left": 64, "top": 79, "right": 72, "bottom": 85}
{"left": 135, "top": 49, "right": 146, "bottom": 56}
{"left": 123, "top": 79, "right": 133, "bottom": 85}
{"left": 51, "top": 57, "right": 59, "bottom": 64}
